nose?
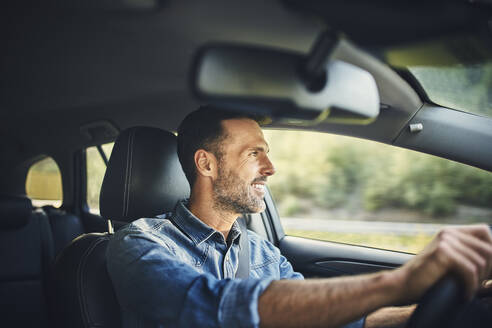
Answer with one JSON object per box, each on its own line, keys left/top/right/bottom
{"left": 260, "top": 155, "right": 276, "bottom": 176}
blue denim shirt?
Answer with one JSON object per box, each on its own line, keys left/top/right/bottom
{"left": 107, "top": 200, "right": 365, "bottom": 328}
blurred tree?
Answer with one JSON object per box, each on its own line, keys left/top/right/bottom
{"left": 264, "top": 130, "right": 492, "bottom": 218}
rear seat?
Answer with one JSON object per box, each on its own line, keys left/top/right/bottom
{"left": 42, "top": 205, "right": 85, "bottom": 257}
{"left": 0, "top": 192, "right": 126, "bottom": 327}
{"left": 0, "top": 194, "right": 54, "bottom": 328}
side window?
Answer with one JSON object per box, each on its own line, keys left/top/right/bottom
{"left": 86, "top": 142, "right": 114, "bottom": 214}
{"left": 26, "top": 157, "right": 63, "bottom": 208}
{"left": 264, "top": 130, "right": 492, "bottom": 254}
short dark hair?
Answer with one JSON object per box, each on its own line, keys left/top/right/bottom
{"left": 177, "top": 105, "right": 256, "bottom": 187}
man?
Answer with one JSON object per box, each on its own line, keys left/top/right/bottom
{"left": 107, "top": 106, "right": 492, "bottom": 328}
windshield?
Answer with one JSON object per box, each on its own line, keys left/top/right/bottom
{"left": 384, "top": 35, "right": 492, "bottom": 118}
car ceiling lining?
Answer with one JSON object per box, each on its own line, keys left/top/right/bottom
{"left": 2, "top": 0, "right": 483, "bottom": 168}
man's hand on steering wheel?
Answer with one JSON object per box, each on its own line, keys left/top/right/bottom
{"left": 394, "top": 224, "right": 492, "bottom": 303}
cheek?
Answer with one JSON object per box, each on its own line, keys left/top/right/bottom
{"left": 240, "top": 171, "right": 258, "bottom": 185}
{"left": 240, "top": 163, "right": 260, "bottom": 181}
{"left": 237, "top": 156, "right": 250, "bottom": 169}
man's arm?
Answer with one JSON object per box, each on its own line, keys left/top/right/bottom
{"left": 258, "top": 225, "right": 492, "bottom": 328}
{"left": 259, "top": 270, "right": 402, "bottom": 328}
{"left": 365, "top": 305, "right": 416, "bottom": 328}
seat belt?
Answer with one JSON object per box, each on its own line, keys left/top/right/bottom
{"left": 235, "top": 216, "right": 250, "bottom": 279}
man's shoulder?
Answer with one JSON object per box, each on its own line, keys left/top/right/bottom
{"left": 110, "top": 216, "right": 178, "bottom": 249}
{"left": 119, "top": 216, "right": 173, "bottom": 234}
{"left": 246, "top": 229, "right": 280, "bottom": 257}
{"left": 246, "top": 229, "right": 273, "bottom": 244}
{"left": 246, "top": 229, "right": 266, "bottom": 242}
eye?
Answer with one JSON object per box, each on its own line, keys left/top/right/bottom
{"left": 249, "top": 151, "right": 259, "bottom": 157}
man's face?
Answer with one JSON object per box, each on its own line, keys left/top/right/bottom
{"left": 212, "top": 118, "right": 275, "bottom": 214}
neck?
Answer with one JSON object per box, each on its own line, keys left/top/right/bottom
{"left": 188, "top": 188, "right": 238, "bottom": 241}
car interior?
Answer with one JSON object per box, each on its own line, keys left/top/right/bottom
{"left": 1, "top": 1, "right": 492, "bottom": 327}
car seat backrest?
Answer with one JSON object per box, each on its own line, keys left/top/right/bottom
{"left": 52, "top": 127, "right": 189, "bottom": 328}
{"left": 100, "top": 126, "right": 190, "bottom": 222}
{"left": 52, "top": 233, "right": 120, "bottom": 328}
{"left": 0, "top": 194, "right": 54, "bottom": 328}
{"left": 43, "top": 205, "right": 86, "bottom": 257}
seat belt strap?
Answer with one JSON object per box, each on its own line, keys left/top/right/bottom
{"left": 235, "top": 216, "right": 250, "bottom": 279}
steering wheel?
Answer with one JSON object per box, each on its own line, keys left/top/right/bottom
{"left": 406, "top": 276, "right": 467, "bottom": 328}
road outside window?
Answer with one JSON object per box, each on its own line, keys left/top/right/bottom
{"left": 86, "top": 142, "right": 114, "bottom": 214}
{"left": 264, "top": 130, "right": 492, "bottom": 254}
{"left": 25, "top": 157, "right": 63, "bottom": 208}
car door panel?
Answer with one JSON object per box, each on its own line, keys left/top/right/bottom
{"left": 279, "top": 235, "right": 412, "bottom": 278}
{"left": 260, "top": 191, "right": 413, "bottom": 278}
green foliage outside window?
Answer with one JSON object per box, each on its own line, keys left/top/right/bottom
{"left": 264, "top": 130, "right": 492, "bottom": 221}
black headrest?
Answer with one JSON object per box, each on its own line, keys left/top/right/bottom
{"left": 0, "top": 194, "right": 33, "bottom": 229}
{"left": 100, "top": 127, "right": 190, "bottom": 222}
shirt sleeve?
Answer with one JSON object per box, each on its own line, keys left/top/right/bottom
{"left": 278, "top": 252, "right": 304, "bottom": 280}
{"left": 247, "top": 230, "right": 304, "bottom": 281}
{"left": 342, "top": 317, "right": 366, "bottom": 328}
{"left": 106, "top": 227, "right": 272, "bottom": 328}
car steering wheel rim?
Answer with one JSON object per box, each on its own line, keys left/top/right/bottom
{"left": 406, "top": 275, "right": 467, "bottom": 328}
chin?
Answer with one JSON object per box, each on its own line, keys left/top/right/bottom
{"left": 239, "top": 203, "right": 265, "bottom": 214}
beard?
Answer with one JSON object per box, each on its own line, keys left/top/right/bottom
{"left": 212, "top": 163, "right": 266, "bottom": 214}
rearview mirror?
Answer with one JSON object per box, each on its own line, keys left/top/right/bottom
{"left": 190, "top": 44, "right": 379, "bottom": 125}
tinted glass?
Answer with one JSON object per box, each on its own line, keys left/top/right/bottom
{"left": 264, "top": 130, "right": 492, "bottom": 253}
{"left": 86, "top": 142, "right": 114, "bottom": 214}
{"left": 385, "top": 36, "right": 492, "bottom": 118}
{"left": 26, "top": 157, "right": 63, "bottom": 207}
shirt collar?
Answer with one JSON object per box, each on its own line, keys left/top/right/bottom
{"left": 171, "top": 200, "right": 242, "bottom": 246}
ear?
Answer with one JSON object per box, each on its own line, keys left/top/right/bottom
{"left": 194, "top": 149, "right": 218, "bottom": 180}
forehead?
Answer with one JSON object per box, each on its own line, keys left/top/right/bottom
{"left": 220, "top": 118, "right": 266, "bottom": 150}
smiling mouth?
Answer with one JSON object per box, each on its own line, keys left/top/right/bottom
{"left": 251, "top": 183, "right": 266, "bottom": 192}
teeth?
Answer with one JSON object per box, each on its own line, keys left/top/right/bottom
{"left": 252, "top": 184, "right": 265, "bottom": 190}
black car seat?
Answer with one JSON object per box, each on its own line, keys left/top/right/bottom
{"left": 43, "top": 205, "right": 86, "bottom": 257}
{"left": 0, "top": 194, "right": 54, "bottom": 328}
{"left": 51, "top": 127, "right": 189, "bottom": 328}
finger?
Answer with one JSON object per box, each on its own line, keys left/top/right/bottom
{"left": 437, "top": 226, "right": 492, "bottom": 278}
{"left": 452, "top": 229, "right": 492, "bottom": 280}
{"left": 453, "top": 227, "right": 492, "bottom": 279}
{"left": 436, "top": 243, "right": 479, "bottom": 299}
{"left": 444, "top": 232, "right": 488, "bottom": 281}
{"left": 456, "top": 224, "right": 492, "bottom": 244}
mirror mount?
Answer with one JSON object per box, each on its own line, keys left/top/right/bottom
{"left": 300, "top": 29, "right": 340, "bottom": 92}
